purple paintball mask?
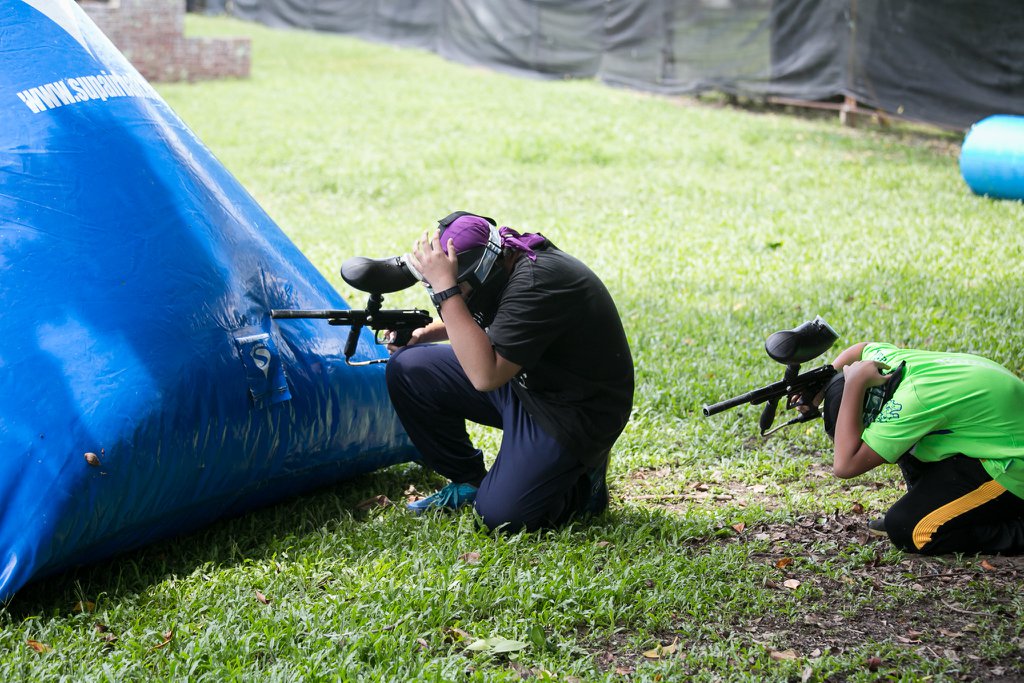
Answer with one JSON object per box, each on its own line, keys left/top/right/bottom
{"left": 428, "top": 211, "right": 546, "bottom": 326}
{"left": 440, "top": 213, "right": 544, "bottom": 264}
{"left": 435, "top": 211, "right": 546, "bottom": 287}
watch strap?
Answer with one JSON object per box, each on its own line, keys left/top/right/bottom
{"left": 430, "top": 285, "right": 462, "bottom": 306}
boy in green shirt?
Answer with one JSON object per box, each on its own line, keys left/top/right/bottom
{"left": 820, "top": 342, "right": 1024, "bottom": 554}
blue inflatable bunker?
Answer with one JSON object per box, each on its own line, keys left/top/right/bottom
{"left": 0, "top": 0, "right": 417, "bottom": 600}
{"left": 960, "top": 115, "right": 1024, "bottom": 202}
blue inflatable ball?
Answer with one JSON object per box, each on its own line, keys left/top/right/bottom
{"left": 960, "top": 115, "right": 1024, "bottom": 201}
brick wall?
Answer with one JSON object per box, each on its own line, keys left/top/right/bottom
{"left": 80, "top": 0, "right": 250, "bottom": 82}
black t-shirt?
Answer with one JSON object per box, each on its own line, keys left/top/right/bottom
{"left": 486, "top": 243, "right": 634, "bottom": 466}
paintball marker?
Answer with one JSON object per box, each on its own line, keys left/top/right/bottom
{"left": 272, "top": 256, "right": 432, "bottom": 366}
{"left": 703, "top": 317, "right": 839, "bottom": 436}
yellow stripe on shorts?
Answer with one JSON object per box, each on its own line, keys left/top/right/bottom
{"left": 912, "top": 480, "right": 1008, "bottom": 550}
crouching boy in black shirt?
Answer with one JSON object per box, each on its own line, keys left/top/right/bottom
{"left": 386, "top": 211, "right": 634, "bottom": 531}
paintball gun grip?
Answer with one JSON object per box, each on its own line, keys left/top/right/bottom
{"left": 391, "top": 328, "right": 415, "bottom": 347}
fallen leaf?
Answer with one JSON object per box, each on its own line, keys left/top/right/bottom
{"left": 459, "top": 552, "right": 481, "bottom": 564}
{"left": 72, "top": 600, "right": 95, "bottom": 613}
{"left": 255, "top": 590, "right": 270, "bottom": 604}
{"left": 465, "top": 636, "right": 528, "bottom": 654}
{"left": 775, "top": 557, "right": 793, "bottom": 570}
{"left": 26, "top": 639, "right": 51, "bottom": 653}
{"left": 980, "top": 559, "right": 997, "bottom": 571}
{"left": 416, "top": 638, "right": 428, "bottom": 649}
{"left": 801, "top": 665, "right": 813, "bottom": 682}
{"left": 643, "top": 637, "right": 678, "bottom": 659}
{"left": 731, "top": 522, "right": 746, "bottom": 533}
{"left": 84, "top": 452, "right": 101, "bottom": 467}
{"left": 939, "top": 629, "right": 962, "bottom": 638}
{"left": 510, "top": 662, "right": 535, "bottom": 678}
{"left": 769, "top": 648, "right": 798, "bottom": 661}
{"left": 783, "top": 579, "right": 801, "bottom": 590}
{"left": 446, "top": 627, "right": 472, "bottom": 641}
{"left": 615, "top": 666, "right": 634, "bottom": 675}
{"left": 152, "top": 629, "right": 174, "bottom": 650}
{"left": 596, "top": 540, "right": 612, "bottom": 548}
{"left": 355, "top": 495, "right": 392, "bottom": 510}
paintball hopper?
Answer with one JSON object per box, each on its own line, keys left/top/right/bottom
{"left": 275, "top": 256, "right": 431, "bottom": 366}
{"left": 765, "top": 316, "right": 838, "bottom": 365}
{"left": 341, "top": 256, "right": 419, "bottom": 294}
{"left": 757, "top": 316, "right": 838, "bottom": 435}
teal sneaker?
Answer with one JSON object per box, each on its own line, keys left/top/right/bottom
{"left": 407, "top": 482, "right": 479, "bottom": 515}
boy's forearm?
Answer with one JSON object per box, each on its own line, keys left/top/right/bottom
{"left": 833, "top": 374, "right": 869, "bottom": 477}
{"left": 832, "top": 342, "right": 869, "bottom": 370}
{"left": 437, "top": 296, "right": 520, "bottom": 391}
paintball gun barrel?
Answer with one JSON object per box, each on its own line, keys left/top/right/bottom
{"left": 272, "top": 256, "right": 432, "bottom": 366}
{"left": 702, "top": 317, "right": 839, "bottom": 436}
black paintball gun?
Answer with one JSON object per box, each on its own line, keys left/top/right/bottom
{"left": 272, "top": 256, "right": 432, "bottom": 366}
{"left": 703, "top": 316, "right": 839, "bottom": 436}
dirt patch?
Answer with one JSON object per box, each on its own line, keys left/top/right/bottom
{"left": 601, "top": 469, "right": 1024, "bottom": 679}
{"left": 617, "top": 461, "right": 846, "bottom": 512}
{"left": 588, "top": 515, "right": 1024, "bottom": 678}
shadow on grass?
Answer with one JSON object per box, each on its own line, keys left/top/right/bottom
{"left": 4, "top": 462, "right": 445, "bottom": 618}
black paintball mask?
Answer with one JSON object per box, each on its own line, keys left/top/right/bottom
{"left": 431, "top": 211, "right": 509, "bottom": 327}
{"left": 822, "top": 361, "right": 906, "bottom": 440}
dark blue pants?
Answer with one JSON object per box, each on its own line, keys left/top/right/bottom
{"left": 386, "top": 344, "right": 599, "bottom": 531}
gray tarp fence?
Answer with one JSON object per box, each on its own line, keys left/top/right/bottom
{"left": 227, "top": 0, "right": 1024, "bottom": 130}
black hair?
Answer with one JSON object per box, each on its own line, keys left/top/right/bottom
{"left": 821, "top": 373, "right": 846, "bottom": 440}
{"left": 821, "top": 362, "right": 906, "bottom": 440}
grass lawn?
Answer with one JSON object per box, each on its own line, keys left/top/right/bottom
{"left": 3, "top": 14, "right": 1024, "bottom": 682}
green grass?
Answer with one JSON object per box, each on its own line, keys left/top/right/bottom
{"left": 4, "top": 15, "right": 1024, "bottom": 681}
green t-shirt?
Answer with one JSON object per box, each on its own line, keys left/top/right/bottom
{"left": 860, "top": 343, "right": 1024, "bottom": 499}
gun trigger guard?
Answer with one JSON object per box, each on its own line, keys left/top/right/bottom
{"left": 786, "top": 394, "right": 817, "bottom": 411}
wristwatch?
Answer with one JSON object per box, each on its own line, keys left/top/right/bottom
{"left": 429, "top": 285, "right": 462, "bottom": 307}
